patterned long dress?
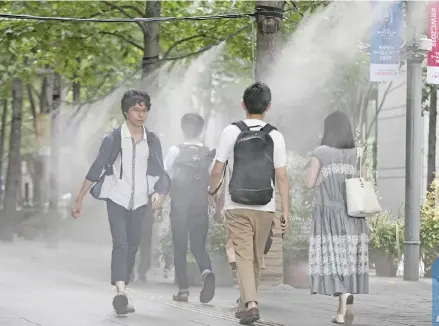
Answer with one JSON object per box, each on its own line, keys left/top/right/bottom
{"left": 308, "top": 145, "right": 369, "bottom": 296}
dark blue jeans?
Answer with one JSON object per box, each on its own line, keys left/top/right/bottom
{"left": 170, "top": 198, "right": 211, "bottom": 291}
{"left": 107, "top": 200, "right": 151, "bottom": 285}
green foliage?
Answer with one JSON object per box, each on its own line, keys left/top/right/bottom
{"left": 159, "top": 219, "right": 228, "bottom": 265}
{"left": 420, "top": 180, "right": 439, "bottom": 272}
{"left": 159, "top": 196, "right": 228, "bottom": 265}
{"left": 0, "top": 1, "right": 141, "bottom": 102}
{"left": 366, "top": 181, "right": 439, "bottom": 274}
{"left": 161, "top": 0, "right": 253, "bottom": 62}
{"left": 0, "top": 0, "right": 315, "bottom": 91}
{"left": 422, "top": 66, "right": 436, "bottom": 112}
{"left": 283, "top": 153, "right": 313, "bottom": 264}
{"left": 289, "top": 154, "right": 313, "bottom": 220}
{"left": 207, "top": 221, "right": 228, "bottom": 257}
{"left": 0, "top": 0, "right": 314, "bottom": 109}
{"left": 369, "top": 212, "right": 404, "bottom": 265}
{"left": 369, "top": 180, "right": 439, "bottom": 274}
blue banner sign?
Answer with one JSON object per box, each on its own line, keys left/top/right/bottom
{"left": 369, "top": 1, "right": 404, "bottom": 82}
{"left": 433, "top": 258, "right": 439, "bottom": 325}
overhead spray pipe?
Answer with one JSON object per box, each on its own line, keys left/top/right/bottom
{"left": 0, "top": 6, "right": 299, "bottom": 24}
{"left": 254, "top": 5, "right": 285, "bottom": 19}
{"left": 0, "top": 12, "right": 256, "bottom": 23}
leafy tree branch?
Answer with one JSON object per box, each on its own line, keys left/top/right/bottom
{"left": 164, "top": 23, "right": 251, "bottom": 61}
{"left": 100, "top": 1, "right": 146, "bottom": 33}
{"left": 163, "top": 34, "right": 219, "bottom": 59}
{"left": 99, "top": 31, "right": 143, "bottom": 50}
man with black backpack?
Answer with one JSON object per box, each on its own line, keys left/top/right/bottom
{"left": 164, "top": 113, "right": 216, "bottom": 304}
{"left": 209, "top": 82, "right": 289, "bottom": 325}
{"left": 71, "top": 90, "right": 170, "bottom": 315}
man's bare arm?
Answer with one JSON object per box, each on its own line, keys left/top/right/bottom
{"left": 209, "top": 160, "right": 225, "bottom": 195}
{"left": 275, "top": 166, "right": 289, "bottom": 219}
{"left": 75, "top": 179, "right": 93, "bottom": 203}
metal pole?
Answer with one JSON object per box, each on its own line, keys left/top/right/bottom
{"left": 403, "top": 0, "right": 424, "bottom": 282}
{"left": 404, "top": 50, "right": 424, "bottom": 281}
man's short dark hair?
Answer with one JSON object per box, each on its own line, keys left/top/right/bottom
{"left": 181, "top": 113, "right": 204, "bottom": 138}
{"left": 121, "top": 90, "right": 151, "bottom": 118}
{"left": 242, "top": 82, "right": 271, "bottom": 114}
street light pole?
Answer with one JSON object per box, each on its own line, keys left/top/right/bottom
{"left": 403, "top": 0, "right": 424, "bottom": 281}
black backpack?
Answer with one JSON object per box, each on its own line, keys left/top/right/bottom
{"left": 171, "top": 144, "right": 214, "bottom": 198}
{"left": 229, "top": 121, "right": 276, "bottom": 206}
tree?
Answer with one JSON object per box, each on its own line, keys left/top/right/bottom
{"left": 142, "top": 1, "right": 162, "bottom": 78}
{"left": 255, "top": 1, "right": 286, "bottom": 82}
{"left": 0, "top": 100, "right": 8, "bottom": 179}
{"left": 1, "top": 78, "right": 23, "bottom": 241}
{"left": 0, "top": 1, "right": 144, "bottom": 101}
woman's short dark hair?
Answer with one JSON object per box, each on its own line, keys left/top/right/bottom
{"left": 321, "top": 111, "right": 355, "bottom": 149}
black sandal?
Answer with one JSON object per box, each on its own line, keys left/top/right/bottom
{"left": 172, "top": 291, "right": 189, "bottom": 302}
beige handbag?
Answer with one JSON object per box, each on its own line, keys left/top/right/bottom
{"left": 345, "top": 148, "right": 381, "bottom": 217}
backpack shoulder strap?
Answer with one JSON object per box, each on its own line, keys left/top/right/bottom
{"left": 107, "top": 126, "right": 122, "bottom": 165}
{"left": 176, "top": 143, "right": 199, "bottom": 152}
{"left": 260, "top": 124, "right": 276, "bottom": 184}
{"left": 146, "top": 129, "right": 166, "bottom": 172}
{"left": 261, "top": 123, "right": 276, "bottom": 134}
{"left": 106, "top": 126, "right": 122, "bottom": 178}
{"left": 146, "top": 129, "right": 163, "bottom": 158}
{"left": 146, "top": 129, "right": 156, "bottom": 145}
{"left": 232, "top": 121, "right": 249, "bottom": 132}
{"left": 199, "top": 145, "right": 213, "bottom": 158}
{"left": 209, "top": 148, "right": 216, "bottom": 158}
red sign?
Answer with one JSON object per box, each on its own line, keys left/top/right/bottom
{"left": 428, "top": 2, "right": 439, "bottom": 84}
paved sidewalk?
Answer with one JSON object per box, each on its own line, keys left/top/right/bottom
{"left": 0, "top": 239, "right": 430, "bottom": 326}
{"left": 0, "top": 256, "right": 239, "bottom": 326}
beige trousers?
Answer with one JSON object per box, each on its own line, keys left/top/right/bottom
{"left": 226, "top": 233, "right": 266, "bottom": 269}
{"left": 225, "top": 209, "right": 273, "bottom": 306}
{"left": 226, "top": 236, "right": 236, "bottom": 264}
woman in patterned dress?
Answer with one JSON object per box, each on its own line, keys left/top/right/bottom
{"left": 305, "top": 111, "right": 369, "bottom": 325}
